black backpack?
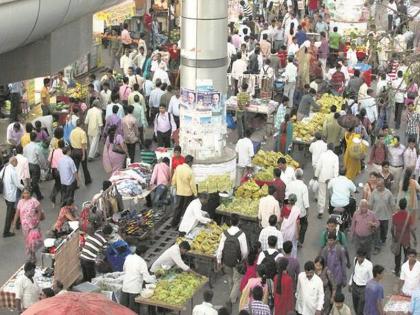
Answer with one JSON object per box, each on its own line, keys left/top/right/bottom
{"left": 261, "top": 250, "right": 279, "bottom": 279}
{"left": 222, "top": 230, "right": 243, "bottom": 267}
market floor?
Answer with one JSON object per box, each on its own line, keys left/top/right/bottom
{"left": 0, "top": 128, "right": 416, "bottom": 315}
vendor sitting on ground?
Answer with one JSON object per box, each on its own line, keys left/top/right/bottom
{"left": 54, "top": 198, "right": 78, "bottom": 234}
{"left": 178, "top": 192, "right": 211, "bottom": 235}
{"left": 150, "top": 241, "right": 191, "bottom": 273}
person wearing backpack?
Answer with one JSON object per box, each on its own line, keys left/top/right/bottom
{"left": 216, "top": 214, "right": 248, "bottom": 307}
{"left": 257, "top": 235, "right": 283, "bottom": 279}
{"left": 153, "top": 104, "right": 177, "bottom": 148}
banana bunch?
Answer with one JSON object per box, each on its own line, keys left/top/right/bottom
{"left": 151, "top": 272, "right": 207, "bottom": 306}
{"left": 317, "top": 94, "right": 345, "bottom": 113}
{"left": 252, "top": 150, "right": 299, "bottom": 169}
{"left": 190, "top": 222, "right": 228, "bottom": 255}
{"left": 255, "top": 167, "right": 275, "bottom": 181}
{"left": 218, "top": 198, "right": 260, "bottom": 217}
{"left": 235, "top": 181, "right": 268, "bottom": 199}
{"left": 197, "top": 174, "right": 233, "bottom": 193}
{"left": 67, "top": 83, "right": 88, "bottom": 100}
{"left": 293, "top": 112, "right": 328, "bottom": 142}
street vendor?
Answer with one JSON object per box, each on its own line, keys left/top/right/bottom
{"left": 150, "top": 241, "right": 191, "bottom": 273}
{"left": 178, "top": 193, "right": 211, "bottom": 235}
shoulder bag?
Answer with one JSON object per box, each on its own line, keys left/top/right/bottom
{"left": 391, "top": 213, "right": 410, "bottom": 255}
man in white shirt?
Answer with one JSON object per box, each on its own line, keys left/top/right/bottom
{"left": 235, "top": 129, "right": 255, "bottom": 184}
{"left": 296, "top": 261, "right": 324, "bottom": 315}
{"left": 283, "top": 56, "right": 297, "bottom": 106}
{"left": 286, "top": 169, "right": 309, "bottom": 246}
{"left": 105, "top": 94, "right": 124, "bottom": 119}
{"left": 258, "top": 185, "right": 280, "bottom": 228}
{"left": 15, "top": 145, "right": 30, "bottom": 192}
{"left": 152, "top": 62, "right": 171, "bottom": 85}
{"left": 231, "top": 52, "right": 248, "bottom": 82}
{"left": 328, "top": 169, "right": 357, "bottom": 209}
{"left": 277, "top": 157, "right": 295, "bottom": 187}
{"left": 99, "top": 83, "right": 112, "bottom": 112}
{"left": 387, "top": 0, "right": 397, "bottom": 31}
{"left": 349, "top": 248, "right": 373, "bottom": 315}
{"left": 168, "top": 94, "right": 181, "bottom": 128}
{"left": 359, "top": 89, "right": 378, "bottom": 126}
{"left": 150, "top": 242, "right": 191, "bottom": 273}
{"left": 400, "top": 249, "right": 420, "bottom": 297}
{"left": 309, "top": 133, "right": 327, "bottom": 170}
{"left": 216, "top": 214, "right": 248, "bottom": 304}
{"left": 192, "top": 290, "right": 218, "bottom": 315}
{"left": 15, "top": 262, "right": 40, "bottom": 313}
{"left": 179, "top": 193, "right": 212, "bottom": 234}
{"left": 1, "top": 157, "right": 24, "bottom": 237}
{"left": 120, "top": 50, "right": 134, "bottom": 76}
{"left": 121, "top": 246, "right": 156, "bottom": 313}
{"left": 392, "top": 70, "right": 406, "bottom": 129}
{"left": 314, "top": 143, "right": 339, "bottom": 218}
{"left": 127, "top": 67, "right": 144, "bottom": 89}
{"left": 227, "top": 37, "right": 237, "bottom": 67}
{"left": 84, "top": 100, "right": 103, "bottom": 160}
{"left": 259, "top": 215, "right": 284, "bottom": 251}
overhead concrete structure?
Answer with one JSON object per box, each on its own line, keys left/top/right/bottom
{"left": 0, "top": 0, "right": 123, "bottom": 84}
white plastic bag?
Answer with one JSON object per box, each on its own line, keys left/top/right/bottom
{"left": 309, "top": 179, "right": 319, "bottom": 195}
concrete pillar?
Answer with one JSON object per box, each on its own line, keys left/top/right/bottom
{"left": 178, "top": 0, "right": 236, "bottom": 183}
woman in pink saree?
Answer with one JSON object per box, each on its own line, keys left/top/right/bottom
{"left": 280, "top": 194, "right": 300, "bottom": 258}
{"left": 12, "top": 189, "right": 44, "bottom": 262}
{"left": 102, "top": 125, "right": 128, "bottom": 175}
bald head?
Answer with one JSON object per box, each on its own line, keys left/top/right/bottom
{"left": 9, "top": 157, "right": 17, "bottom": 167}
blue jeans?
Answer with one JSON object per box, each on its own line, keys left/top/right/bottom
{"left": 152, "top": 185, "right": 168, "bottom": 207}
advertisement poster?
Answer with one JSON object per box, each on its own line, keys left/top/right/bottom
{"left": 196, "top": 92, "right": 221, "bottom": 112}
{"left": 180, "top": 88, "right": 196, "bottom": 110}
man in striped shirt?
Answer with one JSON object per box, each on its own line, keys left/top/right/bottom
{"left": 80, "top": 224, "right": 113, "bottom": 282}
{"left": 240, "top": 0, "right": 253, "bottom": 18}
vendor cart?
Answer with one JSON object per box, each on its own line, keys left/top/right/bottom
{"left": 135, "top": 272, "right": 208, "bottom": 315}
{"left": 225, "top": 96, "right": 279, "bottom": 135}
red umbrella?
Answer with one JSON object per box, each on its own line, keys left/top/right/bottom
{"left": 22, "top": 292, "right": 137, "bottom": 315}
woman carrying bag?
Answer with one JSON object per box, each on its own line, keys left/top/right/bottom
{"left": 102, "top": 125, "right": 128, "bottom": 175}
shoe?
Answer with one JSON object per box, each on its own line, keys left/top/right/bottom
{"left": 3, "top": 232, "right": 15, "bottom": 238}
{"left": 87, "top": 158, "right": 94, "bottom": 162}
{"left": 85, "top": 181, "right": 92, "bottom": 185}
{"left": 37, "top": 196, "right": 44, "bottom": 201}
{"left": 94, "top": 153, "right": 100, "bottom": 158}
{"left": 297, "top": 242, "right": 303, "bottom": 248}
{"left": 317, "top": 213, "right": 323, "bottom": 219}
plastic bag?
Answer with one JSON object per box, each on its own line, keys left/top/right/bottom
{"left": 226, "top": 113, "right": 236, "bottom": 129}
{"left": 309, "top": 179, "right": 319, "bottom": 195}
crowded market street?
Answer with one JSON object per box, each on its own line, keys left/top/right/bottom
{"left": 0, "top": 0, "right": 419, "bottom": 314}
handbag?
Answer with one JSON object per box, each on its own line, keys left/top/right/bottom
{"left": 112, "top": 143, "right": 126, "bottom": 155}
{"left": 391, "top": 213, "right": 410, "bottom": 255}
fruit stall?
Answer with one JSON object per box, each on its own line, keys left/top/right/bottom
{"left": 216, "top": 180, "right": 268, "bottom": 242}
{"left": 225, "top": 96, "right": 279, "bottom": 135}
{"left": 178, "top": 222, "right": 228, "bottom": 287}
{"left": 135, "top": 271, "right": 208, "bottom": 314}
{"left": 291, "top": 94, "right": 345, "bottom": 166}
